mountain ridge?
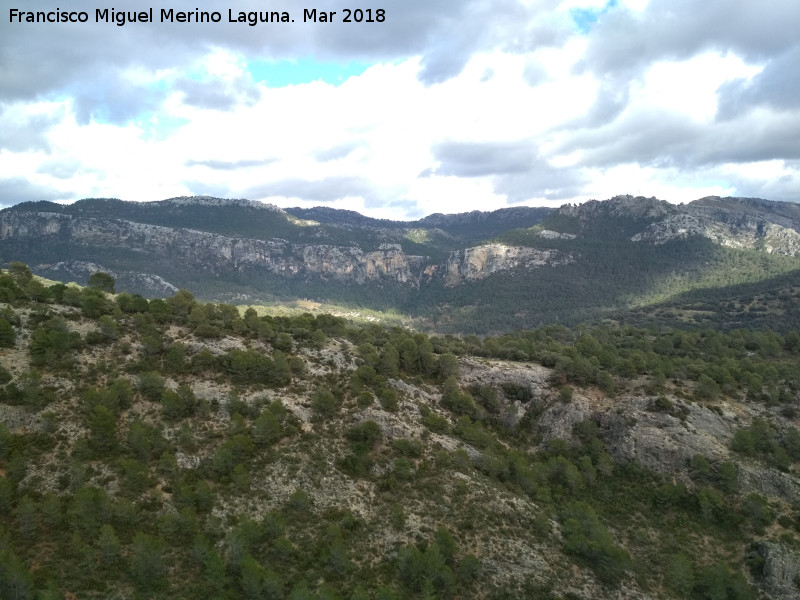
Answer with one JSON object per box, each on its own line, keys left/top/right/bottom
{"left": 2, "top": 194, "right": 800, "bottom": 333}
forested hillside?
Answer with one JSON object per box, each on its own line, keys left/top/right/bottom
{"left": 3, "top": 195, "right": 800, "bottom": 334}
{"left": 1, "top": 263, "right": 800, "bottom": 599}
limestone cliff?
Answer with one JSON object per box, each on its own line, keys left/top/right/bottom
{"left": 631, "top": 197, "right": 800, "bottom": 255}
{"left": 0, "top": 208, "right": 567, "bottom": 291}
{"left": 439, "top": 244, "right": 573, "bottom": 286}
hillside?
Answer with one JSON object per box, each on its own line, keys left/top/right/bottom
{"left": 2, "top": 195, "right": 800, "bottom": 333}
{"left": 1, "top": 264, "right": 800, "bottom": 598}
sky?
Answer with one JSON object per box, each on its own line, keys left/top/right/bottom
{"left": 1, "top": 0, "right": 799, "bottom": 219}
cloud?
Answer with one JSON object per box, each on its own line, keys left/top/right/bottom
{"left": 185, "top": 158, "right": 276, "bottom": 170}
{"left": 71, "top": 71, "right": 169, "bottom": 125}
{"left": 431, "top": 140, "right": 537, "bottom": 177}
{"left": 723, "top": 165, "right": 800, "bottom": 204}
{"left": 1, "top": 0, "right": 800, "bottom": 219}
{"left": 0, "top": 0, "right": 534, "bottom": 105}
{"left": 717, "top": 46, "right": 800, "bottom": 119}
{"left": 183, "top": 180, "right": 233, "bottom": 198}
{"left": 175, "top": 76, "right": 261, "bottom": 111}
{"left": 556, "top": 107, "right": 800, "bottom": 170}
{"left": 0, "top": 177, "right": 68, "bottom": 207}
{"left": 246, "top": 176, "right": 376, "bottom": 203}
{"left": 577, "top": 0, "right": 800, "bottom": 78}
{"left": 36, "top": 158, "right": 85, "bottom": 179}
{"left": 314, "top": 143, "right": 360, "bottom": 162}
{"left": 495, "top": 166, "right": 588, "bottom": 202}
{"left": 0, "top": 106, "right": 62, "bottom": 152}
{"left": 427, "top": 139, "right": 586, "bottom": 203}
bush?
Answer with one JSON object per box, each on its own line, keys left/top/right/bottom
{"left": 560, "top": 502, "right": 631, "bottom": 585}
{"left": 666, "top": 553, "right": 695, "bottom": 597}
{"left": 346, "top": 421, "right": 382, "bottom": 450}
{"left": 694, "top": 563, "right": 754, "bottom": 600}
{"left": 161, "top": 385, "right": 198, "bottom": 421}
{"left": 137, "top": 372, "right": 165, "bottom": 402}
{"left": 88, "top": 271, "right": 115, "bottom": 293}
{"left": 393, "top": 438, "right": 423, "bottom": 458}
{"left": 0, "top": 318, "right": 15, "bottom": 347}
{"left": 311, "top": 389, "right": 340, "bottom": 418}
{"left": 129, "top": 532, "right": 167, "bottom": 590}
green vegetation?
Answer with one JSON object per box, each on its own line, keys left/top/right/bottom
{"left": 8, "top": 196, "right": 800, "bottom": 336}
{"left": 0, "top": 262, "right": 798, "bottom": 598}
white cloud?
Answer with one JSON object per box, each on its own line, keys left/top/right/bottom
{"left": 1, "top": 0, "right": 799, "bottom": 216}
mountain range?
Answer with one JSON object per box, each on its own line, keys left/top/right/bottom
{"left": 2, "top": 194, "right": 800, "bottom": 333}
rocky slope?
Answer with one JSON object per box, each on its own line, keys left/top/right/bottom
{"left": 3, "top": 195, "right": 800, "bottom": 333}
{"left": 0, "top": 201, "right": 566, "bottom": 292}
{"left": 1, "top": 271, "right": 800, "bottom": 598}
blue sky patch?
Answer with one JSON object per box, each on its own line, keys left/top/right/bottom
{"left": 570, "top": 0, "right": 618, "bottom": 33}
{"left": 247, "top": 59, "right": 371, "bottom": 87}
{"left": 137, "top": 114, "right": 191, "bottom": 142}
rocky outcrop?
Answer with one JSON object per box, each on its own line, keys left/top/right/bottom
{"left": 535, "top": 229, "right": 577, "bottom": 240}
{"left": 439, "top": 244, "right": 572, "bottom": 286}
{"left": 0, "top": 210, "right": 425, "bottom": 286}
{"left": 631, "top": 197, "right": 800, "bottom": 255}
{"left": 38, "top": 260, "right": 180, "bottom": 297}
{"left": 0, "top": 209, "right": 569, "bottom": 289}
{"left": 557, "top": 195, "right": 677, "bottom": 226}
{"left": 755, "top": 542, "right": 800, "bottom": 599}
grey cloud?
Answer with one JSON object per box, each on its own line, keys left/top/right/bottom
{"left": 578, "top": 80, "right": 631, "bottom": 128}
{"left": 717, "top": 46, "right": 800, "bottom": 119}
{"left": 70, "top": 71, "right": 168, "bottom": 125}
{"left": 699, "top": 115, "right": 800, "bottom": 164}
{"left": 552, "top": 105, "right": 800, "bottom": 188}
{"left": 36, "top": 158, "right": 84, "bottom": 179}
{"left": 727, "top": 172, "right": 800, "bottom": 204}
{"left": 246, "top": 176, "right": 375, "bottom": 202}
{"left": 432, "top": 141, "right": 536, "bottom": 177}
{"left": 416, "top": 0, "right": 565, "bottom": 85}
{"left": 556, "top": 111, "right": 703, "bottom": 169}
{"left": 0, "top": 0, "right": 552, "bottom": 106}
{"left": 391, "top": 201, "right": 425, "bottom": 219}
{"left": 493, "top": 161, "right": 588, "bottom": 202}
{"left": 175, "top": 76, "right": 261, "bottom": 111}
{"left": 0, "top": 177, "right": 68, "bottom": 207}
{"left": 430, "top": 139, "right": 584, "bottom": 202}
{"left": 0, "top": 109, "right": 63, "bottom": 152}
{"left": 1, "top": 4, "right": 198, "bottom": 106}
{"left": 314, "top": 143, "right": 360, "bottom": 162}
{"left": 577, "top": 0, "right": 800, "bottom": 78}
{"left": 418, "top": 41, "right": 475, "bottom": 85}
{"left": 186, "top": 158, "right": 275, "bottom": 170}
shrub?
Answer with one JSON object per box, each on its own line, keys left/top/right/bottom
{"left": 311, "top": 389, "right": 340, "bottom": 418}
{"left": 560, "top": 501, "right": 631, "bottom": 585}
{"left": 0, "top": 318, "right": 15, "bottom": 348}
{"left": 346, "top": 421, "right": 382, "bottom": 450}
{"left": 161, "top": 385, "right": 198, "bottom": 421}
{"left": 135, "top": 372, "right": 164, "bottom": 402}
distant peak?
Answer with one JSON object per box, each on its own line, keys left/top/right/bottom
{"left": 161, "top": 196, "right": 284, "bottom": 211}
{"left": 557, "top": 195, "right": 675, "bottom": 219}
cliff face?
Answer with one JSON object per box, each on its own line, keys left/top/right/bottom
{"left": 438, "top": 244, "right": 573, "bottom": 286}
{"left": 630, "top": 197, "right": 800, "bottom": 255}
{"left": 0, "top": 209, "right": 566, "bottom": 290}
{"left": 4, "top": 195, "right": 800, "bottom": 328}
